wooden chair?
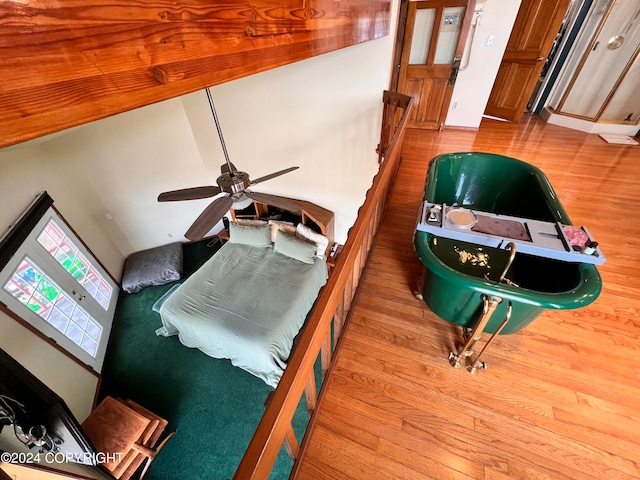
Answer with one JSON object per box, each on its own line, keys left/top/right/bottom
{"left": 81, "top": 396, "right": 175, "bottom": 480}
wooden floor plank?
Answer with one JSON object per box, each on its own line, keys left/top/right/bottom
{"left": 295, "top": 116, "right": 640, "bottom": 479}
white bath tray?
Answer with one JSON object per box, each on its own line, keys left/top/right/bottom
{"left": 416, "top": 202, "right": 605, "bottom": 265}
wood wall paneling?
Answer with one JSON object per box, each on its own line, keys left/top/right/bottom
{"left": 0, "top": 0, "right": 391, "bottom": 148}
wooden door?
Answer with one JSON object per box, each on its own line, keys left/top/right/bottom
{"left": 485, "top": 0, "right": 572, "bottom": 122}
{"left": 397, "top": 0, "right": 476, "bottom": 130}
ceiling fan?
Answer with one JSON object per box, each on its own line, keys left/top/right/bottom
{"left": 158, "top": 88, "right": 301, "bottom": 241}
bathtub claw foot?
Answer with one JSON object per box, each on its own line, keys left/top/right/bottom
{"left": 462, "top": 327, "right": 473, "bottom": 342}
{"left": 466, "top": 359, "right": 487, "bottom": 375}
{"left": 414, "top": 275, "right": 424, "bottom": 301}
{"left": 448, "top": 351, "right": 462, "bottom": 368}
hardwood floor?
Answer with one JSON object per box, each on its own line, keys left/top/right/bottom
{"left": 295, "top": 116, "right": 640, "bottom": 479}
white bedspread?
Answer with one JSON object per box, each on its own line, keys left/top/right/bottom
{"left": 156, "top": 242, "right": 327, "bottom": 387}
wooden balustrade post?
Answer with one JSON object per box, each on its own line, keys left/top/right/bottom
{"left": 303, "top": 373, "right": 317, "bottom": 416}
{"left": 333, "top": 298, "right": 344, "bottom": 350}
{"left": 283, "top": 422, "right": 300, "bottom": 461}
{"left": 321, "top": 333, "right": 331, "bottom": 378}
{"left": 343, "top": 276, "right": 354, "bottom": 315}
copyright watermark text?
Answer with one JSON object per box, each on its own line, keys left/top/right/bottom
{"left": 1, "top": 451, "right": 123, "bottom": 465}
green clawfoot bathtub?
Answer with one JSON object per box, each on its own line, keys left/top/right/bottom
{"left": 413, "top": 152, "right": 602, "bottom": 335}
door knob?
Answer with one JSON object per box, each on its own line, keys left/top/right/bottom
{"left": 72, "top": 290, "right": 86, "bottom": 301}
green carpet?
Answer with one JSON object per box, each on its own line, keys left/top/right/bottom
{"left": 99, "top": 239, "right": 320, "bottom": 479}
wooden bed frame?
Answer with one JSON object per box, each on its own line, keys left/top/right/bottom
{"left": 234, "top": 91, "right": 413, "bottom": 479}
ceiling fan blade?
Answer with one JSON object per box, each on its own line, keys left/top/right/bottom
{"left": 158, "top": 186, "right": 221, "bottom": 202}
{"left": 184, "top": 195, "right": 233, "bottom": 241}
{"left": 250, "top": 166, "right": 299, "bottom": 186}
{"left": 220, "top": 162, "right": 238, "bottom": 175}
{"left": 245, "top": 191, "right": 301, "bottom": 213}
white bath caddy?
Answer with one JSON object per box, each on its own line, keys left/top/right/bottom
{"left": 416, "top": 202, "right": 605, "bottom": 265}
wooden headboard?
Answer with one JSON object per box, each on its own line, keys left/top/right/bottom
{"left": 230, "top": 196, "right": 334, "bottom": 245}
{"left": 0, "top": 0, "right": 391, "bottom": 149}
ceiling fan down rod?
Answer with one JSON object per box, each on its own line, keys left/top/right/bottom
{"left": 206, "top": 88, "right": 235, "bottom": 176}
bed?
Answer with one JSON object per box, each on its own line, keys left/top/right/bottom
{"left": 155, "top": 224, "right": 328, "bottom": 387}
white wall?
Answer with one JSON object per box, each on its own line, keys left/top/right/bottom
{"left": 0, "top": 142, "right": 108, "bottom": 421}
{"left": 46, "top": 97, "right": 212, "bottom": 257}
{"left": 0, "top": 0, "right": 400, "bottom": 423}
{"left": 0, "top": 143, "right": 124, "bottom": 277}
{"left": 445, "top": 0, "right": 523, "bottom": 128}
{"left": 181, "top": 40, "right": 396, "bottom": 244}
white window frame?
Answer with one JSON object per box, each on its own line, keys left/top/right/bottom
{"left": 0, "top": 207, "right": 118, "bottom": 372}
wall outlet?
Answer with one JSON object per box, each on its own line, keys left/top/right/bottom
{"left": 486, "top": 35, "right": 494, "bottom": 46}
{"left": 452, "top": 101, "right": 458, "bottom": 110}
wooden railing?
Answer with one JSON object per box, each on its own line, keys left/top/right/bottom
{"left": 233, "top": 90, "right": 413, "bottom": 479}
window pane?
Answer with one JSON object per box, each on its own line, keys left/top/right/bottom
{"left": 27, "top": 291, "right": 52, "bottom": 318}
{"left": 37, "top": 231, "right": 58, "bottom": 255}
{"left": 72, "top": 310, "right": 89, "bottom": 329}
{"left": 409, "top": 8, "right": 436, "bottom": 64}
{"left": 98, "top": 280, "right": 111, "bottom": 298}
{"left": 43, "top": 221, "right": 64, "bottom": 244}
{"left": 2, "top": 256, "right": 103, "bottom": 359}
{"left": 37, "top": 219, "right": 113, "bottom": 310}
{"left": 84, "top": 268, "right": 100, "bottom": 296}
{"left": 434, "top": 7, "right": 465, "bottom": 64}
{"left": 71, "top": 308, "right": 89, "bottom": 328}
{"left": 95, "top": 290, "right": 109, "bottom": 309}
{"left": 36, "top": 277, "right": 60, "bottom": 303}
{"left": 16, "top": 260, "right": 40, "bottom": 285}
{"left": 4, "top": 273, "right": 35, "bottom": 303}
{"left": 65, "top": 321, "right": 84, "bottom": 346}
{"left": 81, "top": 335, "right": 98, "bottom": 357}
{"left": 85, "top": 319, "right": 102, "bottom": 342}
{"left": 48, "top": 308, "right": 69, "bottom": 333}
{"left": 55, "top": 251, "right": 74, "bottom": 269}
{"left": 3, "top": 259, "right": 55, "bottom": 318}
{"left": 69, "top": 252, "right": 89, "bottom": 282}
{"left": 55, "top": 293, "right": 75, "bottom": 316}
{"left": 83, "top": 280, "right": 99, "bottom": 297}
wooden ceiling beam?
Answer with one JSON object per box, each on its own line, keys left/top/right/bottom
{"left": 0, "top": 1, "right": 391, "bottom": 148}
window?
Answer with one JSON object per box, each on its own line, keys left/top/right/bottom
{"left": 4, "top": 257, "right": 103, "bottom": 358}
{"left": 0, "top": 200, "right": 117, "bottom": 372}
{"left": 36, "top": 219, "right": 113, "bottom": 310}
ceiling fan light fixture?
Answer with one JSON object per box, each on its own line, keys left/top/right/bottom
{"left": 231, "top": 193, "right": 253, "bottom": 210}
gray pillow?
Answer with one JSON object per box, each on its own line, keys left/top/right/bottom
{"left": 228, "top": 223, "right": 272, "bottom": 247}
{"left": 274, "top": 232, "right": 317, "bottom": 264}
{"left": 122, "top": 242, "right": 183, "bottom": 294}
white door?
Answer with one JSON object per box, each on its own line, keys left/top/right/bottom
{"left": 0, "top": 208, "right": 117, "bottom": 372}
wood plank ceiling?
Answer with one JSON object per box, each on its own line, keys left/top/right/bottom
{"left": 0, "top": 0, "right": 391, "bottom": 149}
